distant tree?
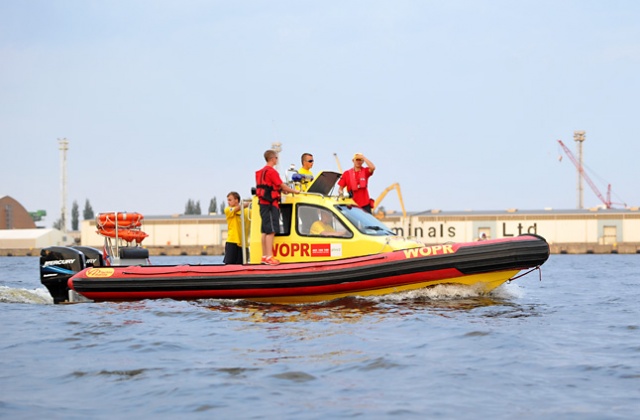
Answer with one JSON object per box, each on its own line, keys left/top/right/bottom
{"left": 208, "top": 197, "right": 217, "bottom": 214}
{"left": 220, "top": 202, "right": 225, "bottom": 214}
{"left": 185, "top": 199, "right": 202, "bottom": 215}
{"left": 83, "top": 199, "right": 94, "bottom": 220}
{"left": 185, "top": 199, "right": 194, "bottom": 214}
{"left": 53, "top": 218, "right": 63, "bottom": 230}
{"left": 71, "top": 201, "right": 79, "bottom": 231}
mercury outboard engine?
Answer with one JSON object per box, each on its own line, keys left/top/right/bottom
{"left": 73, "top": 246, "right": 104, "bottom": 268}
{"left": 40, "top": 246, "right": 104, "bottom": 304}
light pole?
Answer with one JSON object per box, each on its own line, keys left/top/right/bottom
{"left": 271, "top": 141, "right": 282, "bottom": 172}
{"left": 58, "top": 138, "right": 69, "bottom": 233}
{"left": 573, "top": 130, "right": 586, "bottom": 209}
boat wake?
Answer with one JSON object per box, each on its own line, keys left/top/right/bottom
{"left": 366, "top": 282, "right": 524, "bottom": 302}
{"left": 0, "top": 286, "right": 53, "bottom": 304}
{"left": 0, "top": 282, "right": 524, "bottom": 307}
{"left": 194, "top": 283, "right": 526, "bottom": 315}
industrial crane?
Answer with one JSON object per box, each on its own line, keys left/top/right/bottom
{"left": 557, "top": 140, "right": 625, "bottom": 209}
{"left": 373, "top": 183, "right": 407, "bottom": 219}
{"left": 333, "top": 153, "right": 342, "bottom": 172}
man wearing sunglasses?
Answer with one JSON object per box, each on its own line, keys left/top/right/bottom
{"left": 298, "top": 152, "right": 315, "bottom": 192}
{"left": 337, "top": 152, "right": 376, "bottom": 213}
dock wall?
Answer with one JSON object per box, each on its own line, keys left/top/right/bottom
{"left": 0, "top": 245, "right": 225, "bottom": 257}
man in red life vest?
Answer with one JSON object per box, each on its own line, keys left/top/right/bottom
{"left": 337, "top": 152, "right": 376, "bottom": 213}
{"left": 255, "top": 149, "right": 298, "bottom": 265}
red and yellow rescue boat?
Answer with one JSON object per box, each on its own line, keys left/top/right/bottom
{"left": 68, "top": 235, "right": 548, "bottom": 304}
{"left": 40, "top": 172, "right": 550, "bottom": 304}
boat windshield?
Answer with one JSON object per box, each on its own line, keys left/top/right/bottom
{"left": 335, "top": 205, "right": 396, "bottom": 236}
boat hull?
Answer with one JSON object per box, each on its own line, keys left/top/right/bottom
{"left": 68, "top": 234, "right": 550, "bottom": 303}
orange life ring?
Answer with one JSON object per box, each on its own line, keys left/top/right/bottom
{"left": 96, "top": 227, "right": 148, "bottom": 243}
{"left": 96, "top": 212, "right": 144, "bottom": 229}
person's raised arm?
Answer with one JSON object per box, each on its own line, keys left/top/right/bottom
{"left": 361, "top": 155, "right": 375, "bottom": 174}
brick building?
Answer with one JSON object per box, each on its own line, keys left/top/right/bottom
{"left": 0, "top": 196, "right": 36, "bottom": 229}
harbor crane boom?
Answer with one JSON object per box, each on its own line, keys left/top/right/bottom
{"left": 373, "top": 183, "right": 407, "bottom": 219}
{"left": 333, "top": 153, "right": 342, "bottom": 173}
{"left": 557, "top": 139, "right": 624, "bottom": 209}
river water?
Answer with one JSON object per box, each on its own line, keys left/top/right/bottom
{"left": 1, "top": 254, "right": 639, "bottom": 419}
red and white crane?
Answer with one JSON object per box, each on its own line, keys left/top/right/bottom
{"left": 557, "top": 139, "right": 625, "bottom": 209}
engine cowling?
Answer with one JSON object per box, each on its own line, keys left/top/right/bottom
{"left": 40, "top": 246, "right": 103, "bottom": 303}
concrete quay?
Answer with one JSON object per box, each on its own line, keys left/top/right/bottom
{"left": 0, "top": 245, "right": 224, "bottom": 257}
{"left": 549, "top": 243, "right": 640, "bottom": 254}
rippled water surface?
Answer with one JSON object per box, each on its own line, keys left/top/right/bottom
{"left": 1, "top": 255, "right": 639, "bottom": 419}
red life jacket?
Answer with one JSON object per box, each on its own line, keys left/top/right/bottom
{"left": 255, "top": 167, "right": 280, "bottom": 205}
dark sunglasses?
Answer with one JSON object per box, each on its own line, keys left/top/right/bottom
{"left": 306, "top": 159, "right": 314, "bottom": 163}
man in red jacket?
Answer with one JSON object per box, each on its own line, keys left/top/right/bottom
{"left": 338, "top": 152, "right": 376, "bottom": 213}
{"left": 255, "top": 149, "right": 298, "bottom": 265}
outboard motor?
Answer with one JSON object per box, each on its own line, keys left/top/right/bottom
{"left": 40, "top": 246, "right": 87, "bottom": 304}
{"left": 73, "top": 246, "right": 105, "bottom": 267}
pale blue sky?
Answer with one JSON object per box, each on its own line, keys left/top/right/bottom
{"left": 2, "top": 1, "right": 639, "bottom": 227}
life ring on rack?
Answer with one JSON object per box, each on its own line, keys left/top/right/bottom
{"left": 96, "top": 228, "right": 149, "bottom": 243}
{"left": 96, "top": 212, "right": 144, "bottom": 229}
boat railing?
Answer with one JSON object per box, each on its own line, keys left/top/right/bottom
{"left": 241, "top": 199, "right": 251, "bottom": 265}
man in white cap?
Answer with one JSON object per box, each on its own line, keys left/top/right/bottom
{"left": 337, "top": 152, "right": 376, "bottom": 213}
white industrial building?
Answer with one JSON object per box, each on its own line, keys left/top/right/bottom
{"left": 0, "top": 229, "right": 66, "bottom": 250}
{"left": 74, "top": 207, "right": 640, "bottom": 254}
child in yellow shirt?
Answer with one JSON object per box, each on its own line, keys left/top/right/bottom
{"left": 223, "top": 191, "right": 250, "bottom": 264}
